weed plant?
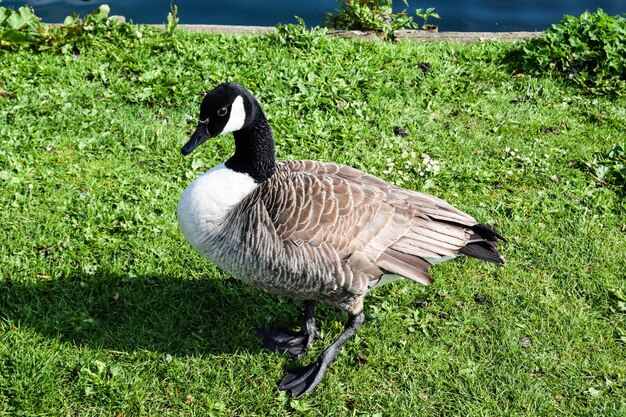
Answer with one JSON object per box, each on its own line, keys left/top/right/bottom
{"left": 1, "top": 6, "right": 625, "bottom": 417}
{"left": 508, "top": 9, "right": 626, "bottom": 95}
{"left": 585, "top": 142, "right": 626, "bottom": 198}
{"left": 325, "top": 0, "right": 422, "bottom": 40}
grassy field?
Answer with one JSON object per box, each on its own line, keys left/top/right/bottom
{"left": 1, "top": 21, "right": 625, "bottom": 416}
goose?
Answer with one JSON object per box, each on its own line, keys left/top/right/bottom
{"left": 177, "top": 82, "right": 505, "bottom": 398}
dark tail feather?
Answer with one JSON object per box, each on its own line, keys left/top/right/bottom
{"left": 458, "top": 223, "right": 505, "bottom": 265}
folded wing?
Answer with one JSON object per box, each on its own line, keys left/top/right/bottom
{"left": 261, "top": 160, "right": 504, "bottom": 292}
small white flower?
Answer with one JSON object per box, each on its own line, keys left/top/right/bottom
{"left": 99, "top": 4, "right": 110, "bottom": 15}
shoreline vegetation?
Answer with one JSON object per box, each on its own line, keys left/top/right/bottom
{"left": 1, "top": 3, "right": 625, "bottom": 416}
{"left": 153, "top": 24, "right": 544, "bottom": 43}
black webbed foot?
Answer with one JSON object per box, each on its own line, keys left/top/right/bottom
{"left": 258, "top": 328, "right": 308, "bottom": 358}
{"left": 278, "top": 356, "right": 329, "bottom": 398}
{"left": 259, "top": 301, "right": 320, "bottom": 359}
{"left": 262, "top": 303, "right": 365, "bottom": 397}
{"left": 277, "top": 311, "right": 365, "bottom": 397}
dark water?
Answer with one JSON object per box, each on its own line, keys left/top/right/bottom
{"left": 3, "top": 0, "right": 625, "bottom": 32}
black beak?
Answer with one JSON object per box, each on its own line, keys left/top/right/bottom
{"left": 181, "top": 122, "right": 212, "bottom": 156}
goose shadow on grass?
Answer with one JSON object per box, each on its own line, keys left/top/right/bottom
{"left": 0, "top": 270, "right": 345, "bottom": 355}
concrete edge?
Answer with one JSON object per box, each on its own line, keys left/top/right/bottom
{"left": 149, "top": 24, "right": 543, "bottom": 42}
{"left": 169, "top": 24, "right": 276, "bottom": 35}
{"left": 394, "top": 29, "right": 543, "bottom": 42}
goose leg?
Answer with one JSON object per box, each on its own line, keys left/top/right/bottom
{"left": 278, "top": 311, "right": 365, "bottom": 398}
{"left": 259, "top": 300, "right": 320, "bottom": 359}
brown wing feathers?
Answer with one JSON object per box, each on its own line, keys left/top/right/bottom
{"left": 269, "top": 161, "right": 504, "bottom": 289}
{"left": 377, "top": 248, "right": 433, "bottom": 285}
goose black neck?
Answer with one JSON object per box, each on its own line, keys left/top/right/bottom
{"left": 225, "top": 111, "right": 276, "bottom": 183}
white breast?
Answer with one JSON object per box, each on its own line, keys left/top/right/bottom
{"left": 177, "top": 163, "right": 258, "bottom": 253}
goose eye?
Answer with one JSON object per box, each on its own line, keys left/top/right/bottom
{"left": 217, "top": 107, "right": 228, "bottom": 117}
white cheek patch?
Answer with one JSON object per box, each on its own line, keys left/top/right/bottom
{"left": 221, "top": 95, "right": 246, "bottom": 135}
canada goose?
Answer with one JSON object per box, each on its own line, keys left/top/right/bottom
{"left": 177, "top": 82, "right": 504, "bottom": 398}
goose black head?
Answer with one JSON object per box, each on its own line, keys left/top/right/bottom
{"left": 182, "top": 82, "right": 259, "bottom": 156}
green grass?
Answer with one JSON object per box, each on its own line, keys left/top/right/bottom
{"left": 1, "top": 24, "right": 625, "bottom": 416}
